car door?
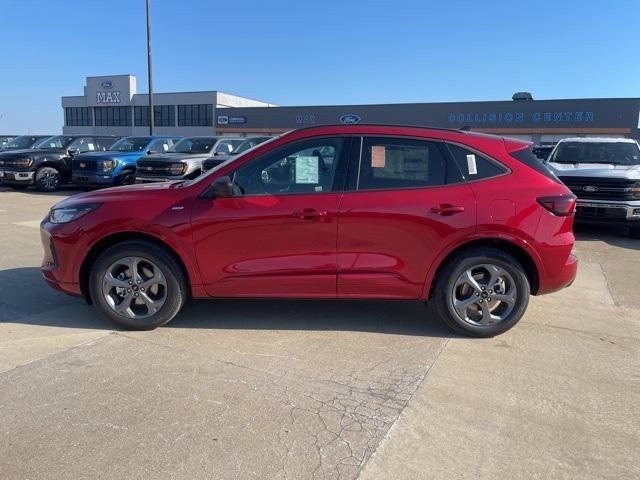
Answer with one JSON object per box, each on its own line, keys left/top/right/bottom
{"left": 337, "top": 136, "right": 477, "bottom": 299}
{"left": 191, "top": 136, "right": 353, "bottom": 298}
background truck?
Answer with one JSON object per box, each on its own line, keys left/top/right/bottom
{"left": 546, "top": 137, "right": 640, "bottom": 238}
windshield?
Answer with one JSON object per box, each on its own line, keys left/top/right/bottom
{"left": 550, "top": 141, "right": 640, "bottom": 165}
{"left": 170, "top": 137, "right": 216, "bottom": 154}
{"left": 234, "top": 137, "right": 270, "bottom": 154}
{"left": 110, "top": 137, "right": 151, "bottom": 152}
{"left": 2, "top": 136, "right": 40, "bottom": 149}
{"left": 35, "top": 135, "right": 75, "bottom": 150}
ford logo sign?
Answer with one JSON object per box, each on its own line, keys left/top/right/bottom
{"left": 583, "top": 185, "right": 599, "bottom": 192}
{"left": 146, "top": 166, "right": 153, "bottom": 171}
{"left": 339, "top": 114, "right": 362, "bottom": 124}
{"left": 101, "top": 80, "right": 114, "bottom": 89}
{"left": 79, "top": 162, "right": 86, "bottom": 168}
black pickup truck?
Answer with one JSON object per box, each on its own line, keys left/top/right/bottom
{"left": 0, "top": 135, "right": 118, "bottom": 191}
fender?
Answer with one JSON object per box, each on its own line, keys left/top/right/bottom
{"left": 420, "top": 230, "right": 545, "bottom": 298}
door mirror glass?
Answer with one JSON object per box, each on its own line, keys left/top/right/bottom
{"left": 209, "top": 176, "right": 235, "bottom": 198}
{"left": 147, "top": 150, "right": 157, "bottom": 155}
{"left": 67, "top": 148, "right": 80, "bottom": 156}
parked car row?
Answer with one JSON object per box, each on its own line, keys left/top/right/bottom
{"left": 0, "top": 134, "right": 272, "bottom": 192}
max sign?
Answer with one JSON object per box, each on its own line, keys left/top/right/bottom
{"left": 96, "top": 91, "right": 121, "bottom": 104}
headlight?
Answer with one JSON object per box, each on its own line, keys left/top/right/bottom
{"left": 169, "top": 162, "right": 187, "bottom": 175}
{"left": 48, "top": 204, "right": 100, "bottom": 224}
{"left": 632, "top": 182, "right": 640, "bottom": 199}
{"left": 15, "top": 157, "right": 33, "bottom": 168}
{"left": 101, "top": 159, "right": 117, "bottom": 172}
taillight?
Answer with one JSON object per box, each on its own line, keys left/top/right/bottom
{"left": 537, "top": 194, "right": 577, "bottom": 216}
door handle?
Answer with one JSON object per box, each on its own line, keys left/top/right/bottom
{"left": 430, "top": 204, "right": 465, "bottom": 216}
{"left": 292, "top": 208, "right": 327, "bottom": 220}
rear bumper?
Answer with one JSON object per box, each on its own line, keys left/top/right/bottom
{"left": 0, "top": 170, "right": 35, "bottom": 184}
{"left": 537, "top": 253, "right": 578, "bottom": 295}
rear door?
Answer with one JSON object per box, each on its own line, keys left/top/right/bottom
{"left": 337, "top": 136, "right": 477, "bottom": 299}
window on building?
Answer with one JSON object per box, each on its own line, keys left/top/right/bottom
{"left": 134, "top": 105, "right": 176, "bottom": 127}
{"left": 178, "top": 104, "right": 213, "bottom": 126}
{"left": 356, "top": 137, "right": 448, "bottom": 191}
{"left": 65, "top": 107, "right": 92, "bottom": 127}
{"left": 94, "top": 106, "right": 132, "bottom": 127}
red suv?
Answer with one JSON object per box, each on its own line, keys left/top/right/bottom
{"left": 40, "top": 125, "right": 577, "bottom": 337}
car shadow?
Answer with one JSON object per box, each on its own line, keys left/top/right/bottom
{"left": 1, "top": 267, "right": 456, "bottom": 338}
{"left": 574, "top": 224, "right": 640, "bottom": 251}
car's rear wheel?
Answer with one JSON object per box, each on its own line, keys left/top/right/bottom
{"left": 35, "top": 166, "right": 61, "bottom": 192}
{"left": 89, "top": 241, "right": 187, "bottom": 330}
{"left": 433, "top": 248, "right": 530, "bottom": 337}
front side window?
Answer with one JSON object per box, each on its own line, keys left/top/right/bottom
{"left": 215, "top": 139, "right": 243, "bottom": 154}
{"left": 232, "top": 138, "right": 345, "bottom": 196}
{"left": 148, "top": 139, "right": 171, "bottom": 153}
{"left": 357, "top": 137, "right": 448, "bottom": 191}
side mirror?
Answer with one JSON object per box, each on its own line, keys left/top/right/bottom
{"left": 67, "top": 148, "right": 80, "bottom": 156}
{"left": 147, "top": 149, "right": 157, "bottom": 155}
{"left": 209, "top": 176, "right": 235, "bottom": 198}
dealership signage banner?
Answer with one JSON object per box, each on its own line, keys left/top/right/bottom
{"left": 217, "top": 115, "right": 247, "bottom": 125}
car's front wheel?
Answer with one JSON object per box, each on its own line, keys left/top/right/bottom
{"left": 89, "top": 241, "right": 187, "bottom": 329}
{"left": 35, "top": 166, "right": 61, "bottom": 192}
{"left": 433, "top": 248, "right": 530, "bottom": 337}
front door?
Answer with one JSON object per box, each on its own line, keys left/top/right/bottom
{"left": 191, "top": 136, "right": 352, "bottom": 298}
{"left": 337, "top": 136, "right": 477, "bottom": 298}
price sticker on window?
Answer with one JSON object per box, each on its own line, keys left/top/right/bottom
{"left": 372, "top": 146, "right": 386, "bottom": 168}
{"left": 466, "top": 154, "right": 478, "bottom": 175}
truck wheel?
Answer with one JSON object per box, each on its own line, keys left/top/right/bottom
{"left": 35, "top": 166, "right": 61, "bottom": 192}
{"left": 89, "top": 241, "right": 187, "bottom": 330}
{"left": 119, "top": 170, "right": 136, "bottom": 186}
{"left": 432, "top": 247, "right": 530, "bottom": 337}
{"left": 629, "top": 226, "right": 640, "bottom": 239}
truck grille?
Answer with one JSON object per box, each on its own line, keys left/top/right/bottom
{"left": 559, "top": 176, "right": 638, "bottom": 200}
{"left": 0, "top": 155, "right": 29, "bottom": 167}
{"left": 72, "top": 159, "right": 98, "bottom": 172}
{"left": 137, "top": 160, "right": 173, "bottom": 176}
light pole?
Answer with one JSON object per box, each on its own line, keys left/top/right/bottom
{"left": 146, "top": 0, "right": 154, "bottom": 135}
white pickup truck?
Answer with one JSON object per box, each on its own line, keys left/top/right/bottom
{"left": 546, "top": 137, "right": 640, "bottom": 238}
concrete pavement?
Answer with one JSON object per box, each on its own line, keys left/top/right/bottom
{"left": 0, "top": 187, "right": 638, "bottom": 479}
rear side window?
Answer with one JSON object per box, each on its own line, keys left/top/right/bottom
{"left": 510, "top": 146, "right": 562, "bottom": 184}
{"left": 357, "top": 137, "right": 452, "bottom": 191}
{"left": 446, "top": 144, "right": 507, "bottom": 180}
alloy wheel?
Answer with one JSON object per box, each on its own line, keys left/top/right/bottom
{"left": 451, "top": 263, "right": 517, "bottom": 326}
{"left": 102, "top": 256, "right": 167, "bottom": 319}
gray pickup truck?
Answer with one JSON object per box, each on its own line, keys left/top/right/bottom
{"left": 135, "top": 136, "right": 243, "bottom": 183}
{"left": 546, "top": 137, "right": 640, "bottom": 238}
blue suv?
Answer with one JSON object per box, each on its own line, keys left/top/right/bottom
{"left": 72, "top": 136, "right": 178, "bottom": 187}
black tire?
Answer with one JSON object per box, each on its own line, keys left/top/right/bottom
{"left": 432, "top": 247, "right": 530, "bottom": 337}
{"left": 119, "top": 170, "right": 136, "bottom": 186}
{"left": 629, "top": 226, "right": 640, "bottom": 239}
{"left": 8, "top": 185, "right": 29, "bottom": 190}
{"left": 34, "top": 166, "right": 61, "bottom": 192}
{"left": 89, "top": 241, "right": 187, "bottom": 330}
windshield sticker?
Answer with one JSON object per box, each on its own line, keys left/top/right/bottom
{"left": 372, "top": 146, "right": 386, "bottom": 168}
{"left": 87, "top": 143, "right": 95, "bottom": 151}
{"left": 466, "top": 154, "right": 478, "bottom": 175}
{"left": 295, "top": 156, "right": 319, "bottom": 184}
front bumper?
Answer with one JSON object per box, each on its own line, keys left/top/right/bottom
{"left": 574, "top": 199, "right": 640, "bottom": 224}
{"left": 72, "top": 173, "right": 117, "bottom": 186}
{"left": 0, "top": 170, "right": 35, "bottom": 184}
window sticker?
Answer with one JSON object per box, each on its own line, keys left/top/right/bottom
{"left": 372, "top": 145, "right": 386, "bottom": 168}
{"left": 162, "top": 143, "right": 169, "bottom": 151}
{"left": 87, "top": 143, "right": 95, "bottom": 151}
{"left": 466, "top": 154, "right": 478, "bottom": 175}
{"left": 295, "top": 156, "right": 319, "bottom": 184}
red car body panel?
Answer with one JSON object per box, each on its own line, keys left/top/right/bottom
{"left": 40, "top": 125, "right": 577, "bottom": 302}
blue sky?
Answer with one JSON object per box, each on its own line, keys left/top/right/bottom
{"left": 1, "top": 0, "right": 638, "bottom": 133}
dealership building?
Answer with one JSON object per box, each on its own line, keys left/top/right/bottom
{"left": 63, "top": 74, "right": 640, "bottom": 144}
